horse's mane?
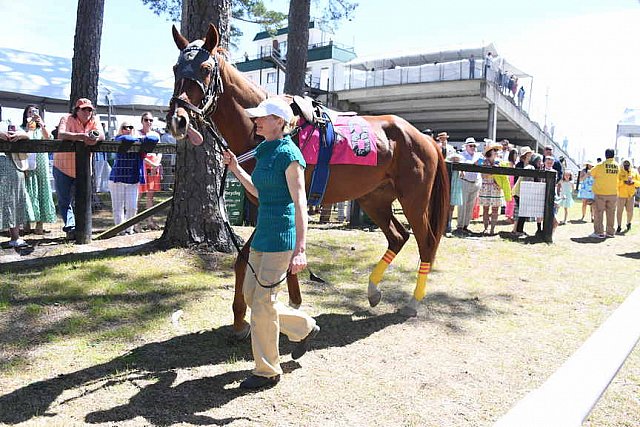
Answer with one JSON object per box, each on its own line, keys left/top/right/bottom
{"left": 214, "top": 51, "right": 268, "bottom": 101}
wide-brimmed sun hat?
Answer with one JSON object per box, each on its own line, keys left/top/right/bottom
{"left": 244, "top": 98, "right": 294, "bottom": 122}
{"left": 437, "top": 131, "right": 449, "bottom": 138}
{"left": 447, "top": 151, "right": 462, "bottom": 161}
{"left": 519, "top": 146, "right": 533, "bottom": 156}
{"left": 483, "top": 141, "right": 502, "bottom": 156}
{"left": 583, "top": 160, "right": 595, "bottom": 167}
{"left": 464, "top": 137, "right": 477, "bottom": 145}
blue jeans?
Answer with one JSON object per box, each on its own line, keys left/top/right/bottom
{"left": 53, "top": 166, "right": 76, "bottom": 232}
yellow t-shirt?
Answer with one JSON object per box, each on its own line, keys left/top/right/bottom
{"left": 590, "top": 159, "right": 619, "bottom": 196}
{"left": 618, "top": 168, "right": 640, "bottom": 198}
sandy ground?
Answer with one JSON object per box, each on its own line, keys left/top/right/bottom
{"left": 1, "top": 212, "right": 639, "bottom": 426}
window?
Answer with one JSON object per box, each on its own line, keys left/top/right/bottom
{"left": 266, "top": 72, "right": 276, "bottom": 84}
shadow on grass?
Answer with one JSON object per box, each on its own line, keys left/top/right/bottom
{"left": 0, "top": 310, "right": 412, "bottom": 425}
{"left": 0, "top": 240, "right": 164, "bottom": 273}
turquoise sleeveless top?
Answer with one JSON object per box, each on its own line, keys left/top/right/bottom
{"left": 251, "top": 135, "right": 306, "bottom": 252}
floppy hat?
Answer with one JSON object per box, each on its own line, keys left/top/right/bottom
{"left": 437, "top": 131, "right": 449, "bottom": 138}
{"left": 75, "top": 98, "right": 94, "bottom": 110}
{"left": 447, "top": 152, "right": 462, "bottom": 161}
{"left": 519, "top": 146, "right": 533, "bottom": 156}
{"left": 245, "top": 98, "right": 294, "bottom": 122}
{"left": 483, "top": 141, "right": 502, "bottom": 156}
{"left": 464, "top": 137, "right": 477, "bottom": 145}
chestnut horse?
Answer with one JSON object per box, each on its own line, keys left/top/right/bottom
{"left": 167, "top": 24, "right": 449, "bottom": 337}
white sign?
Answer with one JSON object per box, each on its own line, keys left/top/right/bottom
{"left": 519, "top": 181, "right": 546, "bottom": 218}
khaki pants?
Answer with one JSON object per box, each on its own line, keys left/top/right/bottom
{"left": 458, "top": 179, "right": 481, "bottom": 228}
{"left": 594, "top": 194, "right": 617, "bottom": 235}
{"left": 244, "top": 249, "right": 316, "bottom": 378}
{"left": 616, "top": 196, "right": 634, "bottom": 227}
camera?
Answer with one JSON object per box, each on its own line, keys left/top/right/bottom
{"left": 7, "top": 124, "right": 16, "bottom": 132}
{"left": 88, "top": 129, "right": 100, "bottom": 138}
{"left": 32, "top": 109, "right": 39, "bottom": 117}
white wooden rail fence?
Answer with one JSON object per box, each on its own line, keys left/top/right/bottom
{"left": 495, "top": 286, "right": 640, "bottom": 426}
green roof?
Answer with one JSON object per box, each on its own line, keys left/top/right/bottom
{"left": 253, "top": 22, "right": 316, "bottom": 41}
{"left": 234, "top": 44, "right": 356, "bottom": 72}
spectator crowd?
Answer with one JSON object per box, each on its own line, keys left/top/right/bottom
{"left": 0, "top": 98, "right": 173, "bottom": 249}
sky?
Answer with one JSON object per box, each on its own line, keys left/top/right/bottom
{"left": 0, "top": 0, "right": 638, "bottom": 163}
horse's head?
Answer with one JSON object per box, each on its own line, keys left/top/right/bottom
{"left": 167, "top": 24, "right": 223, "bottom": 142}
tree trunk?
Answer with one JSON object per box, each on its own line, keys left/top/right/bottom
{"left": 284, "top": 0, "right": 311, "bottom": 96}
{"left": 70, "top": 0, "right": 105, "bottom": 244}
{"left": 162, "top": 0, "right": 237, "bottom": 251}
{"left": 70, "top": 0, "right": 104, "bottom": 110}
{"left": 181, "top": 0, "right": 231, "bottom": 50}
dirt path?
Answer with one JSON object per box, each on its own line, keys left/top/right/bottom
{"left": 1, "top": 217, "right": 639, "bottom": 426}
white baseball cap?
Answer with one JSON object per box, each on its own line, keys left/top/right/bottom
{"left": 244, "top": 98, "right": 294, "bottom": 122}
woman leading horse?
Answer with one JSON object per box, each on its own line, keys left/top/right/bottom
{"left": 167, "top": 24, "right": 449, "bottom": 337}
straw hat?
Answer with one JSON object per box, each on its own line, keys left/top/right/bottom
{"left": 519, "top": 146, "right": 533, "bottom": 156}
{"left": 483, "top": 141, "right": 502, "bottom": 156}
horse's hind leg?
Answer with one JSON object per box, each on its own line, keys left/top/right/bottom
{"left": 396, "top": 166, "right": 447, "bottom": 316}
{"left": 357, "top": 186, "right": 410, "bottom": 307}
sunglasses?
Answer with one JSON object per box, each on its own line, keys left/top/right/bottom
{"left": 122, "top": 126, "right": 134, "bottom": 130}
{"left": 143, "top": 118, "right": 154, "bottom": 122}
{"left": 80, "top": 107, "right": 93, "bottom": 112}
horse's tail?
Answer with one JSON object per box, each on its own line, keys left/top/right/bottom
{"left": 427, "top": 150, "right": 450, "bottom": 262}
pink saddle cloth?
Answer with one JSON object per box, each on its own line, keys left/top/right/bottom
{"left": 298, "top": 115, "right": 378, "bottom": 166}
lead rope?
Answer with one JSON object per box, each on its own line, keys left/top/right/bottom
{"left": 200, "top": 120, "right": 287, "bottom": 289}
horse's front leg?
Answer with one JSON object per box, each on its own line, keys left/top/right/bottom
{"left": 287, "top": 272, "right": 302, "bottom": 309}
{"left": 232, "top": 241, "right": 251, "bottom": 340}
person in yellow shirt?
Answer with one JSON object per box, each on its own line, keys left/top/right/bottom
{"left": 589, "top": 149, "right": 619, "bottom": 238}
{"left": 616, "top": 159, "right": 640, "bottom": 234}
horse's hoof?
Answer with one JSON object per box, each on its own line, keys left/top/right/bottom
{"left": 289, "top": 299, "right": 301, "bottom": 309}
{"left": 368, "top": 282, "right": 382, "bottom": 307}
{"left": 231, "top": 323, "right": 251, "bottom": 341}
{"left": 398, "top": 298, "right": 419, "bottom": 317}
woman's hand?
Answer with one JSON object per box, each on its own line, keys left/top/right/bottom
{"left": 6, "top": 129, "right": 29, "bottom": 141}
{"left": 222, "top": 150, "right": 238, "bottom": 172}
{"left": 289, "top": 248, "right": 307, "bottom": 275}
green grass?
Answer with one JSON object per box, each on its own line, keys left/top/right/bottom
{"left": 0, "top": 205, "right": 638, "bottom": 426}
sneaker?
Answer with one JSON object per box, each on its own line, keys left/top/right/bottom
{"left": 616, "top": 226, "right": 622, "bottom": 234}
{"left": 605, "top": 233, "right": 615, "bottom": 238}
{"left": 291, "top": 325, "right": 320, "bottom": 360}
{"left": 588, "top": 233, "right": 605, "bottom": 239}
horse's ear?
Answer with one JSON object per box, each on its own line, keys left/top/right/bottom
{"left": 172, "top": 24, "right": 189, "bottom": 50}
{"left": 203, "top": 23, "right": 220, "bottom": 53}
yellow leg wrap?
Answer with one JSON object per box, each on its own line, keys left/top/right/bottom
{"left": 413, "top": 262, "right": 431, "bottom": 301}
{"left": 369, "top": 249, "right": 396, "bottom": 285}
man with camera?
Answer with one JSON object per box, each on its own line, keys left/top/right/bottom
{"left": 54, "top": 98, "right": 105, "bottom": 239}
